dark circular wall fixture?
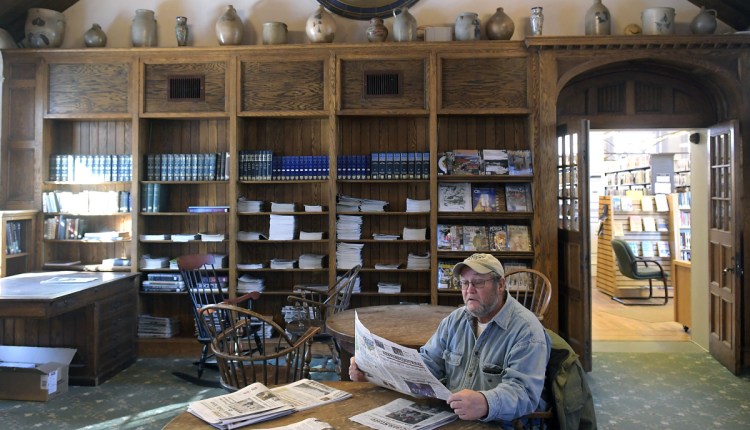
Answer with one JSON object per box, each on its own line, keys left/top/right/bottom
{"left": 316, "top": 0, "right": 421, "bottom": 20}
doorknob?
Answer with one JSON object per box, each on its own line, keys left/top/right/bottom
{"left": 723, "top": 267, "right": 734, "bottom": 273}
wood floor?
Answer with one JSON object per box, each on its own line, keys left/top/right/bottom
{"left": 592, "top": 286, "right": 691, "bottom": 341}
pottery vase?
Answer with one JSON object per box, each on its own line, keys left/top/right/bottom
{"left": 25, "top": 8, "right": 66, "bottom": 48}
{"left": 83, "top": 23, "right": 107, "bottom": 48}
{"left": 690, "top": 7, "right": 717, "bottom": 35}
{"left": 131, "top": 9, "right": 157, "bottom": 47}
{"left": 530, "top": 7, "right": 544, "bottom": 36}
{"left": 641, "top": 7, "right": 675, "bottom": 35}
{"left": 367, "top": 17, "right": 388, "bottom": 42}
{"left": 175, "top": 16, "right": 188, "bottom": 46}
{"left": 262, "top": 22, "right": 288, "bottom": 45}
{"left": 392, "top": 6, "right": 417, "bottom": 42}
{"left": 306, "top": 6, "right": 336, "bottom": 43}
{"left": 486, "top": 7, "right": 515, "bottom": 40}
{"left": 585, "top": 0, "right": 611, "bottom": 35}
{"left": 215, "top": 5, "right": 243, "bottom": 45}
{"left": 455, "top": 12, "right": 481, "bottom": 41}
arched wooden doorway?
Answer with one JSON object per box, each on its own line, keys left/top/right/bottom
{"left": 530, "top": 37, "right": 748, "bottom": 374}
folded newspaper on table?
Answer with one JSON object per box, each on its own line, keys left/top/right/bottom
{"left": 350, "top": 398, "right": 457, "bottom": 430}
{"left": 254, "top": 418, "right": 334, "bottom": 430}
{"left": 354, "top": 311, "right": 453, "bottom": 401}
{"left": 188, "top": 379, "right": 350, "bottom": 429}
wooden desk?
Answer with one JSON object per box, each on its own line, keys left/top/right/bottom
{"left": 0, "top": 271, "right": 139, "bottom": 385}
{"left": 164, "top": 381, "right": 496, "bottom": 429}
{"left": 326, "top": 304, "right": 456, "bottom": 380}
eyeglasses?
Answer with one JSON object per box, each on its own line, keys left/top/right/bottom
{"left": 459, "top": 277, "right": 494, "bottom": 290}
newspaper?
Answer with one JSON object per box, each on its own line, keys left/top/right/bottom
{"left": 255, "top": 418, "right": 334, "bottom": 430}
{"left": 350, "top": 398, "right": 457, "bottom": 430}
{"left": 354, "top": 311, "right": 453, "bottom": 401}
{"left": 188, "top": 379, "right": 350, "bottom": 430}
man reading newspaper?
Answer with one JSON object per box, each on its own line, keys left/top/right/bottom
{"left": 350, "top": 253, "right": 551, "bottom": 428}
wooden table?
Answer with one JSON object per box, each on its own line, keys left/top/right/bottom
{"left": 164, "top": 381, "right": 496, "bottom": 429}
{"left": 326, "top": 304, "right": 456, "bottom": 380}
{"left": 0, "top": 271, "right": 139, "bottom": 385}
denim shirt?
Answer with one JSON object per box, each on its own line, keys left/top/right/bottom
{"left": 419, "top": 294, "right": 551, "bottom": 424}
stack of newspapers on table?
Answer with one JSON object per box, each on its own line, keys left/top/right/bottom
{"left": 187, "top": 379, "right": 350, "bottom": 430}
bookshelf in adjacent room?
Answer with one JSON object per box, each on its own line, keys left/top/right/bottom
{"left": 0, "top": 210, "right": 39, "bottom": 277}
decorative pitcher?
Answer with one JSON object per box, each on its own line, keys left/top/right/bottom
{"left": 25, "top": 8, "right": 66, "bottom": 48}
{"left": 641, "top": 7, "right": 675, "bottom": 35}
{"left": 455, "top": 12, "right": 481, "bottom": 41}
{"left": 215, "top": 5, "right": 243, "bottom": 45}
{"left": 131, "top": 9, "right": 157, "bottom": 47}
{"left": 392, "top": 6, "right": 417, "bottom": 42}
{"left": 585, "top": 0, "right": 611, "bottom": 36}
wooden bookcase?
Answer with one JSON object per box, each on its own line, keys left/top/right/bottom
{"left": 596, "top": 194, "right": 675, "bottom": 299}
{"left": 0, "top": 209, "right": 39, "bottom": 277}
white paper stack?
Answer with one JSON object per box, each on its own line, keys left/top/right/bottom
{"left": 237, "top": 198, "right": 264, "bottom": 213}
{"left": 271, "top": 202, "right": 296, "bottom": 212}
{"left": 252, "top": 316, "right": 275, "bottom": 339}
{"left": 237, "top": 274, "right": 264, "bottom": 293}
{"left": 281, "top": 305, "right": 315, "bottom": 324}
{"left": 238, "top": 231, "right": 268, "bottom": 241}
{"left": 236, "top": 262, "right": 266, "bottom": 269}
{"left": 336, "top": 195, "right": 388, "bottom": 212}
{"left": 210, "top": 254, "right": 228, "bottom": 268}
{"left": 374, "top": 263, "right": 401, "bottom": 270}
{"left": 336, "top": 215, "right": 363, "bottom": 240}
{"left": 270, "top": 259, "right": 296, "bottom": 269}
{"left": 304, "top": 204, "right": 323, "bottom": 212}
{"left": 171, "top": 233, "right": 200, "bottom": 242}
{"left": 299, "top": 231, "right": 323, "bottom": 240}
{"left": 336, "top": 242, "right": 364, "bottom": 269}
{"left": 137, "top": 314, "right": 180, "bottom": 338}
{"left": 403, "top": 227, "right": 427, "bottom": 240}
{"left": 372, "top": 233, "right": 399, "bottom": 240}
{"left": 200, "top": 233, "right": 225, "bottom": 242}
{"left": 140, "top": 255, "right": 170, "bottom": 269}
{"left": 139, "top": 233, "right": 169, "bottom": 241}
{"left": 377, "top": 281, "right": 402, "bottom": 294}
{"left": 269, "top": 215, "right": 296, "bottom": 240}
{"left": 406, "top": 198, "right": 431, "bottom": 212}
{"left": 298, "top": 254, "right": 325, "bottom": 269}
{"left": 407, "top": 252, "right": 431, "bottom": 269}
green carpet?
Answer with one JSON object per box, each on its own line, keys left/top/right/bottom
{"left": 1, "top": 352, "right": 748, "bottom": 429}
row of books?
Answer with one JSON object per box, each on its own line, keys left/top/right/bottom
{"left": 139, "top": 233, "right": 225, "bottom": 242}
{"left": 49, "top": 154, "right": 133, "bottom": 182}
{"left": 605, "top": 169, "right": 651, "bottom": 186}
{"left": 144, "top": 152, "right": 230, "bottom": 181}
{"left": 623, "top": 215, "right": 669, "bottom": 233}
{"left": 626, "top": 240, "right": 671, "bottom": 258}
{"left": 438, "top": 182, "right": 532, "bottom": 212}
{"left": 437, "top": 224, "right": 532, "bottom": 252}
{"left": 611, "top": 194, "right": 669, "bottom": 212}
{"left": 676, "top": 191, "right": 691, "bottom": 208}
{"left": 43, "top": 216, "right": 130, "bottom": 241}
{"left": 140, "top": 183, "right": 169, "bottom": 213}
{"left": 141, "top": 272, "right": 185, "bottom": 292}
{"left": 239, "top": 151, "right": 330, "bottom": 181}
{"left": 338, "top": 153, "right": 431, "bottom": 180}
{"left": 5, "top": 221, "right": 24, "bottom": 254}
{"left": 438, "top": 149, "right": 533, "bottom": 176}
{"left": 438, "top": 260, "right": 529, "bottom": 289}
{"left": 43, "top": 190, "right": 132, "bottom": 215}
{"left": 137, "top": 314, "right": 180, "bottom": 338}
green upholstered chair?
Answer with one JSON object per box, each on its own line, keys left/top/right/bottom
{"left": 610, "top": 239, "right": 668, "bottom": 305}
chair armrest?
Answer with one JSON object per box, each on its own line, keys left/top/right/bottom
{"left": 223, "top": 291, "right": 261, "bottom": 306}
{"left": 634, "top": 258, "right": 665, "bottom": 273}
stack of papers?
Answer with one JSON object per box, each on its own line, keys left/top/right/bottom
{"left": 406, "top": 198, "right": 431, "bottom": 212}
{"left": 200, "top": 233, "right": 225, "bottom": 242}
{"left": 407, "top": 252, "right": 431, "bottom": 269}
{"left": 298, "top": 254, "right": 325, "bottom": 269}
{"left": 237, "top": 198, "right": 264, "bottom": 213}
{"left": 137, "top": 315, "right": 179, "bottom": 338}
{"left": 269, "top": 215, "right": 296, "bottom": 240}
{"left": 337, "top": 195, "right": 388, "bottom": 212}
{"left": 171, "top": 233, "right": 199, "bottom": 242}
{"left": 236, "top": 262, "right": 266, "bottom": 270}
{"left": 299, "top": 231, "right": 323, "bottom": 240}
{"left": 373, "top": 233, "right": 400, "bottom": 240}
{"left": 187, "top": 380, "right": 351, "bottom": 430}
{"left": 82, "top": 231, "right": 130, "bottom": 241}
{"left": 237, "top": 274, "right": 264, "bottom": 293}
{"left": 377, "top": 282, "right": 402, "bottom": 294}
{"left": 403, "top": 227, "right": 427, "bottom": 240}
{"left": 350, "top": 398, "right": 457, "bottom": 430}
{"left": 140, "top": 255, "right": 170, "bottom": 269}
{"left": 336, "top": 215, "right": 363, "bottom": 240}
{"left": 336, "top": 242, "right": 364, "bottom": 269}
{"left": 304, "top": 205, "right": 323, "bottom": 212}
{"left": 271, "top": 202, "right": 296, "bottom": 213}
{"left": 139, "top": 234, "right": 168, "bottom": 241}
{"left": 238, "top": 231, "right": 268, "bottom": 241}
{"left": 270, "top": 259, "right": 296, "bottom": 269}
{"left": 374, "top": 263, "right": 401, "bottom": 270}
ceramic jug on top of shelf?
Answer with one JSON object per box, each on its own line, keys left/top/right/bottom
{"left": 690, "top": 7, "right": 717, "bottom": 35}
{"left": 392, "top": 6, "right": 417, "bottom": 42}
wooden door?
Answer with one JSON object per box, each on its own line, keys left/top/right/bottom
{"left": 708, "top": 121, "right": 743, "bottom": 374}
{"left": 557, "top": 121, "right": 592, "bottom": 371}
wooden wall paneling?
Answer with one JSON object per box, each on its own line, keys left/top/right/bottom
{"left": 339, "top": 56, "right": 427, "bottom": 112}
{"left": 143, "top": 60, "right": 227, "bottom": 114}
{"left": 47, "top": 62, "right": 130, "bottom": 116}
{"left": 240, "top": 55, "right": 327, "bottom": 114}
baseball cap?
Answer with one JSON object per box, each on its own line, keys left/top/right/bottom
{"left": 452, "top": 253, "right": 505, "bottom": 278}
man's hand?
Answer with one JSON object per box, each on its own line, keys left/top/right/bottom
{"left": 447, "top": 390, "right": 489, "bottom": 421}
{"left": 349, "top": 357, "right": 367, "bottom": 382}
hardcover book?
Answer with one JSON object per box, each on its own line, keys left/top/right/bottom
{"left": 449, "top": 225, "right": 464, "bottom": 250}
{"left": 642, "top": 216, "right": 657, "bottom": 232}
{"left": 507, "top": 150, "right": 533, "bottom": 175}
{"left": 656, "top": 218, "right": 669, "bottom": 232}
{"left": 438, "top": 182, "right": 472, "bottom": 212}
{"left": 640, "top": 195, "right": 655, "bottom": 212}
{"left": 629, "top": 215, "right": 643, "bottom": 232}
{"left": 641, "top": 241, "right": 656, "bottom": 257}
{"left": 507, "top": 225, "right": 532, "bottom": 251}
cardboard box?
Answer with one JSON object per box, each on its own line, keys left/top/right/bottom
{"left": 0, "top": 345, "right": 76, "bottom": 401}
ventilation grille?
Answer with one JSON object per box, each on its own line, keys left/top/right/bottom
{"left": 363, "top": 71, "right": 403, "bottom": 98}
{"left": 168, "top": 75, "right": 205, "bottom": 101}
